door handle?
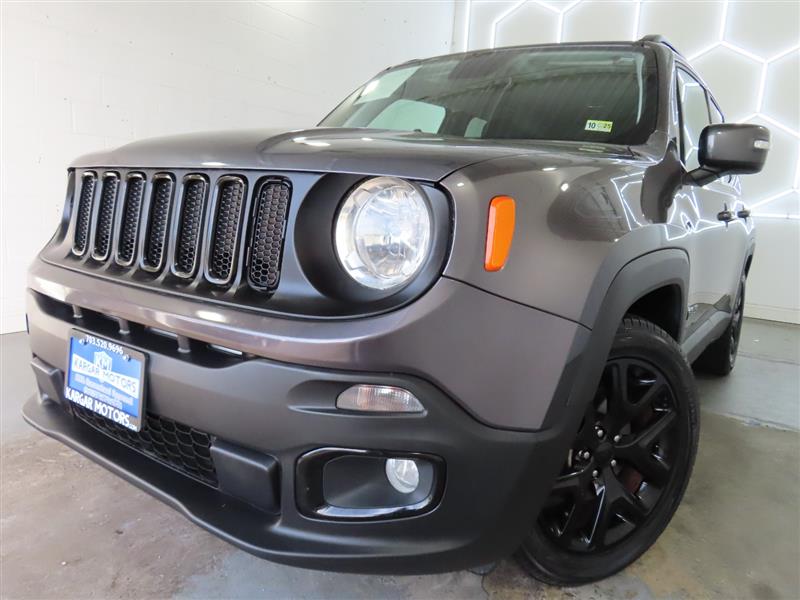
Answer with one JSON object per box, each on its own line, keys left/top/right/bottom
{"left": 737, "top": 208, "right": 751, "bottom": 220}
{"left": 717, "top": 209, "right": 735, "bottom": 222}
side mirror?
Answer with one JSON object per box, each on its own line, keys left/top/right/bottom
{"left": 685, "top": 123, "right": 770, "bottom": 186}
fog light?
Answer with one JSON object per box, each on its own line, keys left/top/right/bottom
{"left": 385, "top": 458, "right": 419, "bottom": 494}
{"left": 336, "top": 385, "right": 424, "bottom": 413}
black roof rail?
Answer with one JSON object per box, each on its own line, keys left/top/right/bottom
{"left": 639, "top": 34, "right": 684, "bottom": 57}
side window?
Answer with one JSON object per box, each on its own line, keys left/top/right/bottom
{"left": 676, "top": 69, "right": 711, "bottom": 171}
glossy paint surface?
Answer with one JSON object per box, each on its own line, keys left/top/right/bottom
{"left": 70, "top": 128, "right": 591, "bottom": 183}
{"left": 439, "top": 43, "right": 755, "bottom": 339}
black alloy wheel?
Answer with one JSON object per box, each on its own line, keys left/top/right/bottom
{"left": 540, "top": 357, "right": 680, "bottom": 553}
{"left": 517, "top": 317, "right": 699, "bottom": 585}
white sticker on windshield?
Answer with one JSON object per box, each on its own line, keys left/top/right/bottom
{"left": 585, "top": 120, "right": 613, "bottom": 133}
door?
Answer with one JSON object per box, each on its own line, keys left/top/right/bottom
{"left": 674, "top": 67, "right": 743, "bottom": 333}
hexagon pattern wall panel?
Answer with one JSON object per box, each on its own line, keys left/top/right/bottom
{"left": 462, "top": 0, "right": 800, "bottom": 218}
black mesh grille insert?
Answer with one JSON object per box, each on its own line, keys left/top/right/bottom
{"left": 73, "top": 404, "right": 218, "bottom": 488}
{"left": 247, "top": 179, "right": 291, "bottom": 292}
{"left": 73, "top": 172, "right": 97, "bottom": 255}
{"left": 117, "top": 174, "right": 146, "bottom": 265}
{"left": 207, "top": 177, "right": 246, "bottom": 284}
{"left": 173, "top": 176, "right": 207, "bottom": 277}
{"left": 142, "top": 175, "right": 174, "bottom": 271}
{"left": 92, "top": 173, "right": 119, "bottom": 260}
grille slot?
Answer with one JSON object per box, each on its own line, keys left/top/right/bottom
{"left": 91, "top": 172, "right": 119, "bottom": 260}
{"left": 207, "top": 176, "right": 246, "bottom": 285}
{"left": 72, "top": 172, "right": 97, "bottom": 256}
{"left": 141, "top": 174, "right": 174, "bottom": 271}
{"left": 73, "top": 405, "right": 218, "bottom": 487}
{"left": 116, "top": 173, "right": 146, "bottom": 266}
{"left": 173, "top": 176, "right": 208, "bottom": 277}
{"left": 247, "top": 179, "right": 291, "bottom": 292}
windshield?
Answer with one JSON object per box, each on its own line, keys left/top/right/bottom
{"left": 321, "top": 46, "right": 658, "bottom": 145}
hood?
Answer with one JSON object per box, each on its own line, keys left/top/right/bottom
{"left": 70, "top": 127, "right": 635, "bottom": 182}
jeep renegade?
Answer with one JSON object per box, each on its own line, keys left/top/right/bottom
{"left": 23, "top": 37, "right": 769, "bottom": 584}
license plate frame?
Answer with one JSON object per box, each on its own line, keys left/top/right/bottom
{"left": 64, "top": 329, "right": 147, "bottom": 432}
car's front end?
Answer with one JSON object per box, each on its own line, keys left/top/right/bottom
{"left": 23, "top": 125, "right": 604, "bottom": 573}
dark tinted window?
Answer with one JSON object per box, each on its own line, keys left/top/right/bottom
{"left": 321, "top": 47, "right": 659, "bottom": 145}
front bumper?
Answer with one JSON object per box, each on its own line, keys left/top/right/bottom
{"left": 24, "top": 258, "right": 589, "bottom": 574}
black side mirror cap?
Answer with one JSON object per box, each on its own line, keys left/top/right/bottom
{"left": 685, "top": 123, "right": 770, "bottom": 186}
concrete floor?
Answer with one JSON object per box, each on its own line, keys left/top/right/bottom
{"left": 1, "top": 318, "right": 799, "bottom": 599}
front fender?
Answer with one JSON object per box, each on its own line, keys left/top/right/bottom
{"left": 542, "top": 248, "right": 690, "bottom": 431}
{"left": 440, "top": 152, "right": 674, "bottom": 324}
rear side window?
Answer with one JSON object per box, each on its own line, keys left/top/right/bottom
{"left": 677, "top": 69, "right": 711, "bottom": 170}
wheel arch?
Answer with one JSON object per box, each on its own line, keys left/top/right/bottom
{"left": 625, "top": 284, "right": 683, "bottom": 342}
{"left": 542, "top": 248, "right": 690, "bottom": 431}
{"left": 505, "top": 249, "right": 692, "bottom": 552}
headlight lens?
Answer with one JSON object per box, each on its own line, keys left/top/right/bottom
{"left": 334, "top": 177, "right": 432, "bottom": 290}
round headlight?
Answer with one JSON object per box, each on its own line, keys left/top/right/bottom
{"left": 334, "top": 177, "right": 432, "bottom": 290}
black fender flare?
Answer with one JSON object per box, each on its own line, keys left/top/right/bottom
{"left": 530, "top": 248, "right": 690, "bottom": 512}
{"left": 446, "top": 249, "right": 693, "bottom": 550}
{"left": 545, "top": 248, "right": 690, "bottom": 431}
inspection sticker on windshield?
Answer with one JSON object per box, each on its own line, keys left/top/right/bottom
{"left": 585, "top": 119, "right": 613, "bottom": 133}
{"left": 64, "top": 330, "right": 146, "bottom": 432}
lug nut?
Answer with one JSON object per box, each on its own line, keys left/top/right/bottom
{"left": 610, "top": 459, "right": 617, "bottom": 467}
{"left": 592, "top": 470, "right": 599, "bottom": 478}
{"left": 613, "top": 435, "right": 621, "bottom": 443}
{"left": 582, "top": 450, "right": 591, "bottom": 460}
{"left": 596, "top": 429, "right": 605, "bottom": 439}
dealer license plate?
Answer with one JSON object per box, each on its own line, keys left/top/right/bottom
{"left": 64, "top": 330, "right": 146, "bottom": 432}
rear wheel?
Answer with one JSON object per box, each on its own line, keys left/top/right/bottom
{"left": 516, "top": 317, "right": 699, "bottom": 585}
{"left": 695, "top": 277, "right": 746, "bottom": 376}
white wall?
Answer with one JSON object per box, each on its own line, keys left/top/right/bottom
{"left": 3, "top": 1, "right": 797, "bottom": 332}
{"left": 0, "top": 0, "right": 455, "bottom": 333}
{"left": 454, "top": 0, "right": 800, "bottom": 323}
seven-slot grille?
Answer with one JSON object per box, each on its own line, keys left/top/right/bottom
{"left": 69, "top": 171, "right": 291, "bottom": 296}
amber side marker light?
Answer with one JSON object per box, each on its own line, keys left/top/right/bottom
{"left": 484, "top": 195, "right": 516, "bottom": 271}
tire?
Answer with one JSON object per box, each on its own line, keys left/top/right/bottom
{"left": 695, "top": 276, "right": 746, "bottom": 376}
{"left": 516, "top": 317, "right": 699, "bottom": 586}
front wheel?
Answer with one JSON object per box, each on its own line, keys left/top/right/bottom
{"left": 516, "top": 317, "right": 699, "bottom": 585}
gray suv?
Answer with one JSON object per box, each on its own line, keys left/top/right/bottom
{"left": 24, "top": 36, "right": 769, "bottom": 584}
